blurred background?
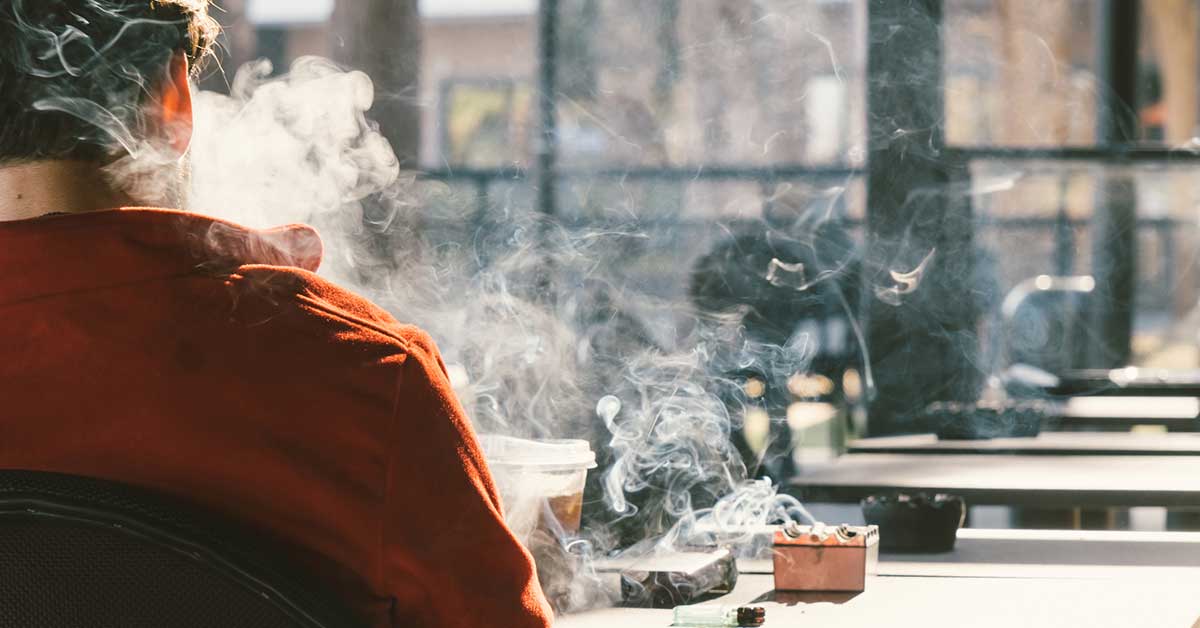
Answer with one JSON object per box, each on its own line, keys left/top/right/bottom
{"left": 202, "top": 0, "right": 1200, "bottom": 366}
{"left": 200, "top": 1, "right": 1200, "bottom": 529}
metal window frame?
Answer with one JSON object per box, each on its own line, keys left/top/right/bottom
{"left": 436, "top": 76, "right": 525, "bottom": 168}
{"left": 420, "top": 0, "right": 1180, "bottom": 436}
{"left": 861, "top": 0, "right": 1155, "bottom": 434}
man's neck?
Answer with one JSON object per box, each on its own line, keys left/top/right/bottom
{"left": 0, "top": 160, "right": 135, "bottom": 222}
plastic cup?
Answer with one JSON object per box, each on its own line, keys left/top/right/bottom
{"left": 478, "top": 435, "right": 597, "bottom": 544}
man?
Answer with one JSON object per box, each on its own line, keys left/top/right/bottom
{"left": 0, "top": 2, "right": 552, "bottom": 627}
{"left": 689, "top": 188, "right": 862, "bottom": 483}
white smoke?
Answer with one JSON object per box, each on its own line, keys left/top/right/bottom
{"left": 189, "top": 57, "right": 404, "bottom": 286}
{"left": 186, "top": 57, "right": 825, "bottom": 612}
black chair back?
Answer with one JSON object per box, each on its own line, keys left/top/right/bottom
{"left": 0, "top": 470, "right": 359, "bottom": 628}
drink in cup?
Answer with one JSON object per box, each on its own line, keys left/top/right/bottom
{"left": 477, "top": 435, "right": 597, "bottom": 543}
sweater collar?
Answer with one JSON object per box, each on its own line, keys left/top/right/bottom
{"left": 0, "top": 207, "right": 324, "bottom": 306}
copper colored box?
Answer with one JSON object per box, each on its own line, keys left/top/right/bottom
{"left": 772, "top": 524, "right": 879, "bottom": 592}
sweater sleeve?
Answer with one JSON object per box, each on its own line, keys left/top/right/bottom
{"left": 383, "top": 328, "right": 554, "bottom": 628}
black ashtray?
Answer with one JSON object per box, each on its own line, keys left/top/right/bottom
{"left": 928, "top": 400, "right": 1049, "bottom": 440}
{"left": 861, "top": 493, "right": 965, "bottom": 553}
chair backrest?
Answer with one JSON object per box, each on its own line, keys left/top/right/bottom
{"left": 0, "top": 470, "right": 359, "bottom": 628}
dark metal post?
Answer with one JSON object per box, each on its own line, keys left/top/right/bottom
{"left": 1096, "top": 0, "right": 1141, "bottom": 144}
{"left": 529, "top": 0, "right": 562, "bottom": 301}
{"left": 536, "top": 0, "right": 560, "bottom": 221}
{"left": 471, "top": 175, "right": 491, "bottom": 241}
{"left": 864, "top": 0, "right": 979, "bottom": 435}
{"left": 1053, "top": 178, "right": 1075, "bottom": 276}
{"left": 1160, "top": 223, "right": 1176, "bottom": 306}
{"left": 1089, "top": 0, "right": 1140, "bottom": 367}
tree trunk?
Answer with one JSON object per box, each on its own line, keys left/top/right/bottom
{"left": 332, "top": 0, "right": 422, "bottom": 168}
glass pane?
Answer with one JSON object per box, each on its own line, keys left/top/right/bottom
{"left": 423, "top": 12, "right": 538, "bottom": 166}
{"left": 945, "top": 0, "right": 1099, "bottom": 146}
{"left": 1140, "top": 1, "right": 1200, "bottom": 146}
{"left": 440, "top": 80, "right": 534, "bottom": 168}
{"left": 969, "top": 160, "right": 1200, "bottom": 372}
{"left": 554, "top": 0, "right": 866, "bottom": 167}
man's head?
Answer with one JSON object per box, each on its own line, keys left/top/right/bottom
{"left": 0, "top": 1, "right": 219, "bottom": 165}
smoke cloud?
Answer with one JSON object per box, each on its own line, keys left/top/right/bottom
{"left": 180, "top": 56, "right": 844, "bottom": 611}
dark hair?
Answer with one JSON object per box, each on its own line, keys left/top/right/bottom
{"left": 0, "top": 0, "right": 219, "bottom": 163}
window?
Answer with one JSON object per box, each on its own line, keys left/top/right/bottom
{"left": 440, "top": 79, "right": 534, "bottom": 168}
{"left": 200, "top": 0, "right": 1200, "bottom": 552}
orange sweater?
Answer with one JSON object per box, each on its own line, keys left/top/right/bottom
{"left": 0, "top": 208, "right": 552, "bottom": 628}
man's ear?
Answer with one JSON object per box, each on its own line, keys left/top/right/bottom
{"left": 157, "top": 52, "right": 194, "bottom": 156}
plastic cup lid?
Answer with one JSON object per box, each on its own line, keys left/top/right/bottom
{"left": 478, "top": 434, "right": 597, "bottom": 471}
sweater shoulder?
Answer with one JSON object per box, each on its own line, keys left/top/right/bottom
{"left": 228, "top": 264, "right": 436, "bottom": 361}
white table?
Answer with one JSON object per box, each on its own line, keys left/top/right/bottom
{"left": 556, "top": 529, "right": 1200, "bottom": 628}
{"left": 789, "top": 453, "right": 1200, "bottom": 507}
{"left": 848, "top": 432, "right": 1200, "bottom": 456}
